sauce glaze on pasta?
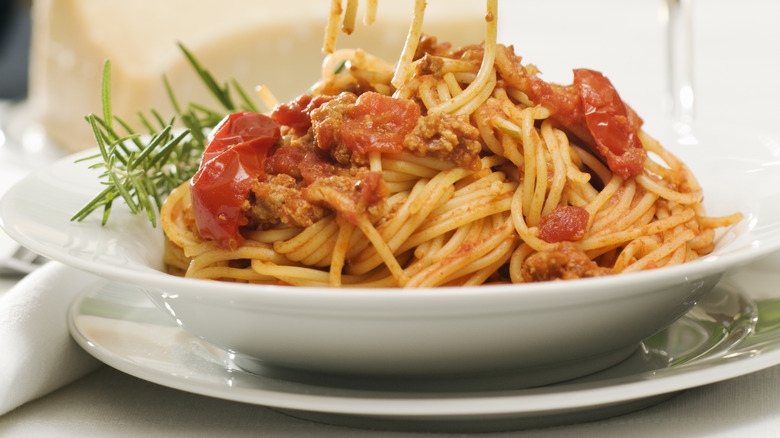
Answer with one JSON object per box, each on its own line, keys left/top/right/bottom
{"left": 160, "top": 0, "right": 742, "bottom": 287}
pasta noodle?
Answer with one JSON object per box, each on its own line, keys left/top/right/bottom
{"left": 160, "top": 0, "right": 742, "bottom": 287}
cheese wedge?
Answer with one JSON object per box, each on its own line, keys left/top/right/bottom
{"left": 28, "top": 0, "right": 484, "bottom": 152}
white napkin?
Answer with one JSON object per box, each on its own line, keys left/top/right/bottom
{"left": 0, "top": 262, "right": 102, "bottom": 415}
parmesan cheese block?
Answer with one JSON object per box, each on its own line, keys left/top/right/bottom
{"left": 28, "top": 0, "right": 485, "bottom": 152}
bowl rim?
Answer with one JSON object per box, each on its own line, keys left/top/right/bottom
{"left": 2, "top": 125, "right": 779, "bottom": 311}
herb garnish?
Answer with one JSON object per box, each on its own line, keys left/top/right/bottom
{"left": 70, "top": 44, "right": 258, "bottom": 227}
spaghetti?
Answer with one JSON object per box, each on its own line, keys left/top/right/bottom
{"left": 160, "top": 0, "right": 742, "bottom": 287}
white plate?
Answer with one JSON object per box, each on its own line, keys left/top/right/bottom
{"left": 4, "top": 122, "right": 780, "bottom": 380}
{"left": 67, "top": 251, "right": 780, "bottom": 432}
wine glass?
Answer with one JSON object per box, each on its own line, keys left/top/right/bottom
{"left": 662, "top": 0, "right": 695, "bottom": 139}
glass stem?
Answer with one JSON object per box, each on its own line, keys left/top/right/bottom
{"left": 665, "top": 0, "right": 695, "bottom": 126}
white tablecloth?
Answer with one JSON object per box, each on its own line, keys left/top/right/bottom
{"left": 1, "top": 364, "right": 780, "bottom": 437}
{"left": 1, "top": 0, "right": 779, "bottom": 436}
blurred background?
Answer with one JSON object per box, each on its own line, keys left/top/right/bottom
{"left": 3, "top": 0, "right": 485, "bottom": 152}
{"left": 498, "top": 0, "right": 780, "bottom": 137}
{"left": 0, "top": 0, "right": 31, "bottom": 100}
{"left": 0, "top": 0, "right": 778, "bottom": 151}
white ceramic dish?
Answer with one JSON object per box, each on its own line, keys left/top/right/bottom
{"left": 3, "top": 122, "right": 780, "bottom": 381}
{"left": 67, "top": 253, "right": 780, "bottom": 432}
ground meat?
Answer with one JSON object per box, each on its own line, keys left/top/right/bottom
{"left": 403, "top": 111, "right": 483, "bottom": 170}
{"left": 243, "top": 174, "right": 329, "bottom": 228}
{"left": 330, "top": 140, "right": 368, "bottom": 166}
{"left": 303, "top": 169, "right": 389, "bottom": 224}
{"left": 244, "top": 153, "right": 387, "bottom": 229}
{"left": 416, "top": 54, "right": 445, "bottom": 77}
{"left": 521, "top": 242, "right": 613, "bottom": 282}
{"left": 310, "top": 92, "right": 357, "bottom": 151}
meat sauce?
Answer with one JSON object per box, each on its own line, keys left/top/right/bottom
{"left": 190, "top": 91, "right": 481, "bottom": 250}
{"left": 521, "top": 242, "right": 612, "bottom": 282}
{"left": 189, "top": 56, "right": 645, "bottom": 282}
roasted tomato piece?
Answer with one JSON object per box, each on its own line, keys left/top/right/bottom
{"left": 573, "top": 69, "right": 646, "bottom": 179}
{"left": 190, "top": 112, "right": 281, "bottom": 249}
{"left": 271, "top": 94, "right": 312, "bottom": 132}
{"left": 538, "top": 205, "right": 589, "bottom": 243}
{"left": 271, "top": 94, "right": 336, "bottom": 133}
{"left": 340, "top": 91, "right": 421, "bottom": 154}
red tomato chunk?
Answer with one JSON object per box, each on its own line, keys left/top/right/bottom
{"left": 190, "top": 112, "right": 281, "bottom": 250}
{"left": 538, "top": 205, "right": 589, "bottom": 243}
{"left": 339, "top": 91, "right": 421, "bottom": 155}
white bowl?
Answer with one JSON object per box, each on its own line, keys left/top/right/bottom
{"left": 3, "top": 122, "right": 780, "bottom": 385}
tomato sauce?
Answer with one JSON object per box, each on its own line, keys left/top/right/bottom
{"left": 271, "top": 94, "right": 335, "bottom": 133}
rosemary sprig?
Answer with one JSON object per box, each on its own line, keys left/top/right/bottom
{"left": 71, "top": 45, "right": 258, "bottom": 226}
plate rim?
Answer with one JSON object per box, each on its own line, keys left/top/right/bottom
{"left": 67, "top": 265, "right": 780, "bottom": 418}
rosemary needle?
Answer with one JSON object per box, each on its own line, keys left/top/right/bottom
{"left": 71, "top": 45, "right": 257, "bottom": 227}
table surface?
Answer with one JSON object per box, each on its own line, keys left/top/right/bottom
{"left": 2, "top": 0, "right": 780, "bottom": 436}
